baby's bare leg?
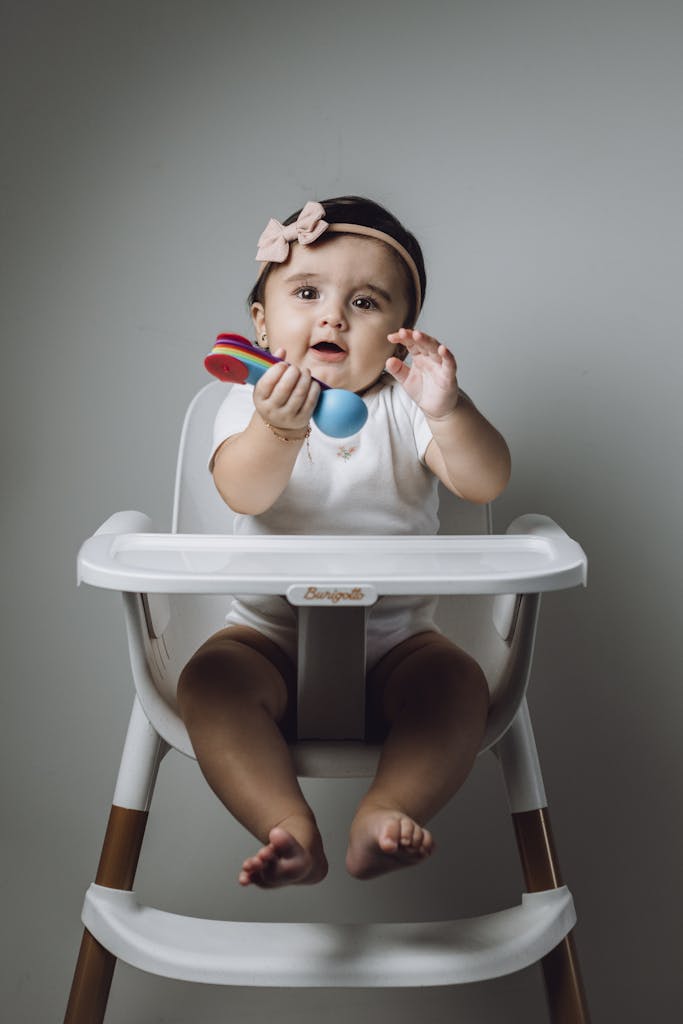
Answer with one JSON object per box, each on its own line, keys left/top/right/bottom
{"left": 346, "top": 632, "right": 489, "bottom": 880}
{"left": 177, "top": 626, "right": 327, "bottom": 887}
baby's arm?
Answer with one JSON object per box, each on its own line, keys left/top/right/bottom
{"left": 386, "top": 330, "right": 511, "bottom": 504}
{"left": 212, "top": 355, "right": 320, "bottom": 514}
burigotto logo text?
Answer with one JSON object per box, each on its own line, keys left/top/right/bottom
{"left": 304, "top": 586, "right": 365, "bottom": 604}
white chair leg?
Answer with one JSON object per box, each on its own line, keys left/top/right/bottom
{"left": 494, "top": 700, "right": 591, "bottom": 1023}
{"left": 64, "top": 697, "right": 167, "bottom": 1023}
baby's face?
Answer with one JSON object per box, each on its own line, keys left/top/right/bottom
{"left": 252, "top": 234, "right": 410, "bottom": 393}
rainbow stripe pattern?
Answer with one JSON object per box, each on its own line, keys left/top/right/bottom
{"left": 204, "top": 334, "right": 282, "bottom": 386}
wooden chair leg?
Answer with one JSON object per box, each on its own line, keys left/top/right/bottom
{"left": 64, "top": 805, "right": 149, "bottom": 1024}
{"left": 513, "top": 808, "right": 591, "bottom": 1024}
{"left": 64, "top": 929, "right": 118, "bottom": 1024}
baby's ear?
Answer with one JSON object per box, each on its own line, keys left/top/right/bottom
{"left": 251, "top": 301, "right": 266, "bottom": 337}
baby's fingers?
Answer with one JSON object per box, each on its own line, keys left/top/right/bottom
{"left": 256, "top": 362, "right": 319, "bottom": 427}
{"left": 300, "top": 375, "right": 322, "bottom": 418}
{"left": 385, "top": 355, "right": 411, "bottom": 384}
{"left": 284, "top": 367, "right": 319, "bottom": 416}
{"left": 255, "top": 360, "right": 291, "bottom": 401}
{"left": 269, "top": 364, "right": 307, "bottom": 408}
{"left": 389, "top": 329, "right": 440, "bottom": 358}
{"left": 437, "top": 344, "right": 457, "bottom": 374}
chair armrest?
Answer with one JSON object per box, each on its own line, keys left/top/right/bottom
{"left": 93, "top": 510, "right": 155, "bottom": 537}
{"left": 505, "top": 514, "right": 587, "bottom": 587}
{"left": 80, "top": 511, "right": 172, "bottom": 639}
{"left": 491, "top": 515, "right": 587, "bottom": 640}
{"left": 78, "top": 511, "right": 155, "bottom": 587}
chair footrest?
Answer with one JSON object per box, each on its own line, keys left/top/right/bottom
{"left": 82, "top": 883, "right": 576, "bottom": 986}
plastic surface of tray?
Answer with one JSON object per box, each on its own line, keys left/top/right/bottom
{"left": 78, "top": 516, "right": 587, "bottom": 596}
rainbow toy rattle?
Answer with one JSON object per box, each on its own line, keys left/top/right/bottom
{"left": 205, "top": 334, "right": 368, "bottom": 438}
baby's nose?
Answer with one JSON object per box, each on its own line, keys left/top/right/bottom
{"left": 319, "top": 311, "right": 346, "bottom": 329}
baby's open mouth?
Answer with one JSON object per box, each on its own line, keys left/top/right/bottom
{"left": 312, "top": 342, "right": 345, "bottom": 353}
{"left": 310, "top": 341, "right": 348, "bottom": 363}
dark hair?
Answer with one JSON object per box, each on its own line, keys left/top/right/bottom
{"left": 248, "top": 195, "right": 426, "bottom": 328}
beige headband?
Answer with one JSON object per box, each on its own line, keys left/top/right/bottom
{"left": 255, "top": 201, "right": 423, "bottom": 311}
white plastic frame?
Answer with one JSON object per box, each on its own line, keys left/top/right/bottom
{"left": 70, "top": 380, "right": 590, "bottom": 1000}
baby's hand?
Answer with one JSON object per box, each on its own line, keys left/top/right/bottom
{"left": 254, "top": 350, "right": 320, "bottom": 433}
{"left": 386, "top": 330, "right": 459, "bottom": 420}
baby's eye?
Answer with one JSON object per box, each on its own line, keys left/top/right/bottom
{"left": 352, "top": 295, "right": 379, "bottom": 311}
{"left": 295, "top": 286, "right": 319, "bottom": 300}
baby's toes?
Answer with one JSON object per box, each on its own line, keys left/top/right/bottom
{"left": 257, "top": 845, "right": 278, "bottom": 868}
{"left": 243, "top": 846, "right": 272, "bottom": 874}
{"left": 398, "top": 818, "right": 421, "bottom": 850}
{"left": 420, "top": 828, "right": 435, "bottom": 856}
{"left": 378, "top": 818, "right": 401, "bottom": 853}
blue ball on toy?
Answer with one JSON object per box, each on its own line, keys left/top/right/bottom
{"left": 312, "top": 388, "right": 368, "bottom": 438}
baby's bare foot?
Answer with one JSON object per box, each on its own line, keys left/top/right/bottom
{"left": 239, "top": 823, "right": 328, "bottom": 888}
{"left": 345, "top": 805, "right": 434, "bottom": 880}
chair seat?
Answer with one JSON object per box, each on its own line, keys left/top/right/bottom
{"left": 82, "top": 883, "right": 575, "bottom": 987}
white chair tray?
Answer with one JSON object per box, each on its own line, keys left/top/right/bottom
{"left": 78, "top": 513, "right": 586, "bottom": 596}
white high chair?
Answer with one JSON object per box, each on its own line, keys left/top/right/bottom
{"left": 65, "top": 381, "right": 591, "bottom": 1023}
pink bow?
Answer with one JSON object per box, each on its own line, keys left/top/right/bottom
{"left": 255, "top": 201, "right": 329, "bottom": 262}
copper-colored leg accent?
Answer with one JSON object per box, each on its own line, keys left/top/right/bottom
{"left": 64, "top": 806, "right": 149, "bottom": 1024}
{"left": 93, "top": 805, "right": 149, "bottom": 890}
{"left": 513, "top": 809, "right": 591, "bottom": 1024}
{"left": 63, "top": 929, "right": 118, "bottom": 1024}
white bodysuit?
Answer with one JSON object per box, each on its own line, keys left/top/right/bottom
{"left": 210, "top": 376, "right": 442, "bottom": 669}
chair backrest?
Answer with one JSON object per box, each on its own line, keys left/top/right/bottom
{"left": 172, "top": 382, "right": 239, "bottom": 535}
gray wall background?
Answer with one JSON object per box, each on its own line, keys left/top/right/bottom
{"left": 3, "top": 1, "right": 682, "bottom": 1021}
